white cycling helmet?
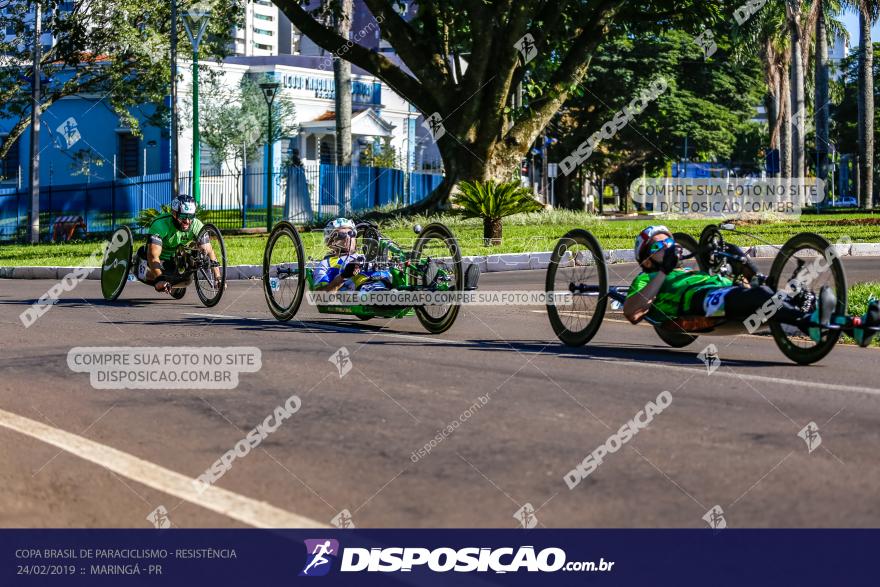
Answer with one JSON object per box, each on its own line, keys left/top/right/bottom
{"left": 324, "top": 218, "right": 357, "bottom": 254}
{"left": 171, "top": 194, "right": 197, "bottom": 217}
{"left": 633, "top": 225, "right": 673, "bottom": 262}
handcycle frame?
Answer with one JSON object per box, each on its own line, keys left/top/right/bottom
{"left": 263, "top": 220, "right": 475, "bottom": 334}
{"left": 547, "top": 223, "right": 867, "bottom": 364}
{"left": 99, "top": 224, "right": 227, "bottom": 307}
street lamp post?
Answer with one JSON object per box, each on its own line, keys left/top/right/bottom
{"left": 29, "top": 1, "right": 42, "bottom": 243}
{"left": 259, "top": 81, "right": 280, "bottom": 231}
{"left": 182, "top": 6, "right": 211, "bottom": 205}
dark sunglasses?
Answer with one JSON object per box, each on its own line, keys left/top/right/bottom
{"left": 648, "top": 236, "right": 675, "bottom": 254}
{"left": 333, "top": 230, "right": 356, "bottom": 238}
{"left": 178, "top": 213, "right": 195, "bottom": 221}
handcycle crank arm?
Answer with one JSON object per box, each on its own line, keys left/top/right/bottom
{"left": 568, "top": 283, "right": 629, "bottom": 304}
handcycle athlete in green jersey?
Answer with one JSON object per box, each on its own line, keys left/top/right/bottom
{"left": 623, "top": 225, "right": 880, "bottom": 347}
{"left": 138, "top": 194, "right": 222, "bottom": 294}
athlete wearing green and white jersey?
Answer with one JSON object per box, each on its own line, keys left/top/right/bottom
{"left": 143, "top": 194, "right": 219, "bottom": 294}
{"left": 627, "top": 268, "right": 733, "bottom": 322}
{"left": 147, "top": 213, "right": 204, "bottom": 260}
{"left": 623, "top": 225, "right": 880, "bottom": 347}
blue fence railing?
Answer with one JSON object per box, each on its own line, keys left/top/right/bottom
{"left": 0, "top": 164, "right": 444, "bottom": 242}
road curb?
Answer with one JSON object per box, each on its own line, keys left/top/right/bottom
{"left": 2, "top": 243, "right": 879, "bottom": 279}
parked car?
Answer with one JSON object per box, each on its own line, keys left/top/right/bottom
{"left": 829, "top": 196, "right": 858, "bottom": 207}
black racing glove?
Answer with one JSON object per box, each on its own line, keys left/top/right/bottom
{"left": 659, "top": 245, "right": 680, "bottom": 274}
{"left": 726, "top": 244, "right": 759, "bottom": 279}
{"left": 341, "top": 263, "right": 361, "bottom": 279}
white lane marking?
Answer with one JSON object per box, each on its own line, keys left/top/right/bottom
{"left": 567, "top": 356, "right": 880, "bottom": 397}
{"left": 0, "top": 408, "right": 326, "bottom": 529}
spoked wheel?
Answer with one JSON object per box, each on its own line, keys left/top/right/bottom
{"left": 100, "top": 226, "right": 133, "bottom": 301}
{"left": 411, "top": 223, "right": 463, "bottom": 334}
{"left": 546, "top": 229, "right": 608, "bottom": 346}
{"left": 768, "top": 232, "right": 847, "bottom": 365}
{"left": 194, "top": 223, "right": 227, "bottom": 307}
{"left": 263, "top": 221, "right": 306, "bottom": 321}
{"left": 653, "top": 232, "right": 703, "bottom": 348}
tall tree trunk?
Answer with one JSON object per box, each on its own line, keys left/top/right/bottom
{"left": 789, "top": 10, "right": 806, "bottom": 179}
{"left": 333, "top": 0, "right": 353, "bottom": 215}
{"left": 780, "top": 59, "right": 793, "bottom": 179}
{"left": 815, "top": 3, "right": 830, "bottom": 184}
{"left": 858, "top": 7, "right": 875, "bottom": 209}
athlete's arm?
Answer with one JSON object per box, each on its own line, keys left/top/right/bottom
{"left": 316, "top": 263, "right": 360, "bottom": 292}
{"left": 623, "top": 272, "right": 667, "bottom": 324}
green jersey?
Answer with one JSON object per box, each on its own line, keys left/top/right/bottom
{"left": 146, "top": 214, "right": 204, "bottom": 260}
{"left": 627, "top": 268, "right": 733, "bottom": 321}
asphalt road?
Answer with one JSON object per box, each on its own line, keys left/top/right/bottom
{"left": 1, "top": 257, "right": 879, "bottom": 529}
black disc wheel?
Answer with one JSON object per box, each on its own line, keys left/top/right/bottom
{"left": 263, "top": 221, "right": 306, "bottom": 321}
{"left": 100, "top": 226, "right": 133, "bottom": 301}
{"left": 411, "top": 223, "right": 464, "bottom": 334}
{"left": 170, "top": 288, "right": 186, "bottom": 300}
{"left": 768, "top": 232, "right": 847, "bottom": 365}
{"left": 545, "top": 229, "right": 608, "bottom": 346}
{"left": 194, "top": 223, "right": 227, "bottom": 307}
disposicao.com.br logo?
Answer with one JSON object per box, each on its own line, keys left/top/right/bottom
{"left": 299, "top": 539, "right": 614, "bottom": 575}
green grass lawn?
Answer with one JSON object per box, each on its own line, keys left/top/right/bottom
{"left": 2, "top": 211, "right": 879, "bottom": 267}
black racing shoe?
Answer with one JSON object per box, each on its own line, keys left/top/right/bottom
{"left": 464, "top": 263, "right": 481, "bottom": 291}
{"left": 808, "top": 286, "right": 836, "bottom": 343}
{"left": 855, "top": 300, "right": 880, "bottom": 348}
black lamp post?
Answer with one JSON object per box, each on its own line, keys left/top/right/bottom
{"left": 259, "top": 81, "right": 280, "bottom": 231}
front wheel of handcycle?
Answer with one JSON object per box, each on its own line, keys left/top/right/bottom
{"left": 546, "top": 229, "right": 608, "bottom": 346}
{"left": 411, "top": 223, "right": 464, "bottom": 334}
{"left": 194, "top": 223, "right": 227, "bottom": 307}
{"left": 263, "top": 221, "right": 306, "bottom": 321}
{"left": 768, "top": 232, "right": 847, "bottom": 365}
{"left": 100, "top": 226, "right": 134, "bottom": 301}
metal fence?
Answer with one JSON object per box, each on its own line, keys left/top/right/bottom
{"left": 0, "top": 163, "right": 444, "bottom": 242}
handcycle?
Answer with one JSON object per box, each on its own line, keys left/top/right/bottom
{"left": 99, "top": 224, "right": 227, "bottom": 306}
{"left": 262, "top": 220, "right": 480, "bottom": 334}
{"left": 545, "top": 223, "right": 870, "bottom": 365}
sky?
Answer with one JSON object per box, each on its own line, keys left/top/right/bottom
{"left": 841, "top": 6, "right": 880, "bottom": 48}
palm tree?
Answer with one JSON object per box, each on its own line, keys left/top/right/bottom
{"left": 816, "top": 1, "right": 847, "bottom": 183}
{"left": 738, "top": 3, "right": 791, "bottom": 177}
{"left": 786, "top": 0, "right": 822, "bottom": 179}
{"left": 452, "top": 180, "right": 543, "bottom": 244}
{"left": 849, "top": 0, "right": 880, "bottom": 208}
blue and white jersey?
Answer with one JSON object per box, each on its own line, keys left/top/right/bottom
{"left": 312, "top": 255, "right": 359, "bottom": 286}
{"left": 312, "top": 255, "right": 392, "bottom": 291}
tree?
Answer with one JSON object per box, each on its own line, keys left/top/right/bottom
{"left": 0, "top": 0, "right": 242, "bottom": 161}
{"left": 333, "top": 0, "right": 353, "bottom": 167}
{"left": 785, "top": 0, "right": 821, "bottom": 179}
{"left": 552, "top": 28, "right": 764, "bottom": 205}
{"left": 199, "top": 76, "right": 298, "bottom": 174}
{"left": 850, "top": 0, "right": 879, "bottom": 207}
{"left": 452, "top": 180, "right": 543, "bottom": 244}
{"left": 274, "top": 0, "right": 729, "bottom": 208}
{"left": 754, "top": 8, "right": 790, "bottom": 177}
{"left": 831, "top": 41, "right": 880, "bottom": 195}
